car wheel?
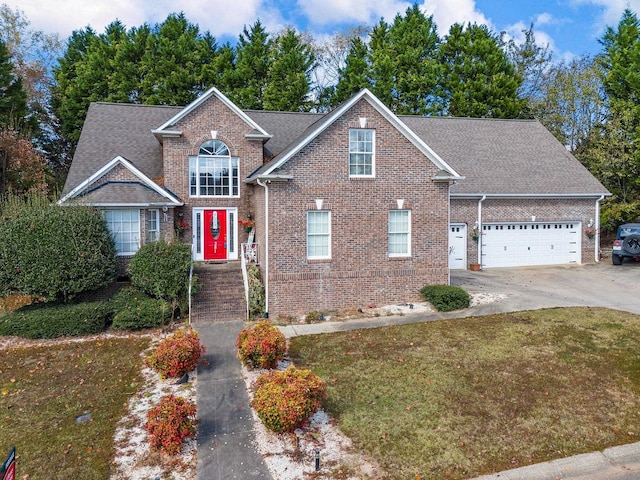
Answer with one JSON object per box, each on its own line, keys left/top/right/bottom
{"left": 622, "top": 234, "right": 640, "bottom": 254}
{"left": 612, "top": 254, "right": 622, "bottom": 265}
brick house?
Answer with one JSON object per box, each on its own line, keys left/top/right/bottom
{"left": 60, "top": 88, "right": 609, "bottom": 317}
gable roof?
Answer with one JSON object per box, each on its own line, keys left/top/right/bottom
{"left": 401, "top": 116, "right": 609, "bottom": 197}
{"left": 59, "top": 155, "right": 182, "bottom": 206}
{"left": 246, "top": 89, "right": 462, "bottom": 181}
{"left": 63, "top": 102, "right": 180, "bottom": 195}
{"left": 63, "top": 89, "right": 608, "bottom": 205}
{"left": 151, "top": 86, "right": 271, "bottom": 140}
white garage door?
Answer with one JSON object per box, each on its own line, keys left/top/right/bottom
{"left": 481, "top": 222, "right": 581, "bottom": 268}
{"left": 449, "top": 224, "right": 467, "bottom": 269}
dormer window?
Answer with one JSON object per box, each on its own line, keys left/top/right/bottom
{"left": 189, "top": 139, "right": 239, "bottom": 197}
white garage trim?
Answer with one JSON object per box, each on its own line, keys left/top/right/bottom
{"left": 449, "top": 223, "right": 467, "bottom": 270}
{"left": 481, "top": 222, "right": 581, "bottom": 268}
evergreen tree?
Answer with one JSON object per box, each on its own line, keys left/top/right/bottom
{"left": 332, "top": 36, "right": 371, "bottom": 105}
{"left": 139, "top": 13, "right": 218, "bottom": 105}
{"left": 439, "top": 23, "right": 524, "bottom": 118}
{"left": 0, "top": 39, "right": 30, "bottom": 131}
{"left": 599, "top": 9, "right": 640, "bottom": 107}
{"left": 52, "top": 26, "right": 99, "bottom": 145}
{"left": 263, "top": 28, "right": 315, "bottom": 111}
{"left": 229, "top": 21, "right": 273, "bottom": 109}
{"left": 386, "top": 4, "right": 441, "bottom": 114}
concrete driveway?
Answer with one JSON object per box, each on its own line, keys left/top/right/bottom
{"left": 451, "top": 260, "right": 640, "bottom": 316}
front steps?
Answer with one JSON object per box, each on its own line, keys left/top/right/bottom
{"left": 191, "top": 262, "right": 246, "bottom": 322}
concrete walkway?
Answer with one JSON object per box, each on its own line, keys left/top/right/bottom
{"left": 194, "top": 320, "right": 272, "bottom": 480}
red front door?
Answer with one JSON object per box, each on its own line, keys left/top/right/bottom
{"left": 204, "top": 210, "right": 227, "bottom": 260}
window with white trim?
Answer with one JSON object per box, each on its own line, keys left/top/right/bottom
{"left": 307, "top": 210, "right": 331, "bottom": 259}
{"left": 349, "top": 129, "right": 375, "bottom": 177}
{"left": 147, "top": 209, "right": 159, "bottom": 243}
{"left": 189, "top": 139, "right": 239, "bottom": 197}
{"left": 389, "top": 210, "right": 410, "bottom": 257}
{"left": 104, "top": 209, "right": 140, "bottom": 255}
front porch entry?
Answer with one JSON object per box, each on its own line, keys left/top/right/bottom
{"left": 192, "top": 207, "right": 238, "bottom": 261}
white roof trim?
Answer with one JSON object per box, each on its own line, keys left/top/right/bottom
{"left": 450, "top": 193, "right": 612, "bottom": 199}
{"left": 260, "top": 89, "right": 460, "bottom": 178}
{"left": 153, "top": 86, "right": 270, "bottom": 137}
{"left": 58, "top": 155, "right": 183, "bottom": 206}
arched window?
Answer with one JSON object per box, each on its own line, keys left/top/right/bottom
{"left": 189, "top": 140, "right": 239, "bottom": 197}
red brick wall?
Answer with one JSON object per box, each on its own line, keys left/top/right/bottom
{"left": 451, "top": 197, "right": 599, "bottom": 265}
{"left": 162, "top": 96, "right": 263, "bottom": 243}
{"left": 265, "top": 99, "right": 450, "bottom": 317}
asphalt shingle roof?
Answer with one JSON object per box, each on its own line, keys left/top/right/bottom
{"left": 64, "top": 100, "right": 609, "bottom": 201}
{"left": 400, "top": 115, "right": 608, "bottom": 196}
{"left": 63, "top": 102, "right": 180, "bottom": 194}
{"left": 78, "top": 182, "right": 172, "bottom": 205}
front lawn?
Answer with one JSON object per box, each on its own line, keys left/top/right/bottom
{"left": 289, "top": 307, "right": 640, "bottom": 480}
{"left": 0, "top": 335, "right": 150, "bottom": 479}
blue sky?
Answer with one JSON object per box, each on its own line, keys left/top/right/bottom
{"left": 10, "top": 0, "right": 640, "bottom": 61}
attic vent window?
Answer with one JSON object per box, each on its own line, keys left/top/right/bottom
{"left": 199, "top": 139, "right": 229, "bottom": 156}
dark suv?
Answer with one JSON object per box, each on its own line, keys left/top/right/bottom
{"left": 612, "top": 223, "right": 640, "bottom": 265}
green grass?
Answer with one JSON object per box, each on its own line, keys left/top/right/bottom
{"left": 0, "top": 336, "right": 150, "bottom": 479}
{"left": 289, "top": 307, "right": 640, "bottom": 480}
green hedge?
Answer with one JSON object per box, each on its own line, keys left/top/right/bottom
{"left": 420, "top": 284, "right": 470, "bottom": 312}
{"left": 110, "top": 287, "right": 171, "bottom": 330}
{"left": 128, "top": 240, "right": 192, "bottom": 319}
{"left": 0, "top": 194, "right": 117, "bottom": 302}
{"left": 0, "top": 301, "right": 111, "bottom": 339}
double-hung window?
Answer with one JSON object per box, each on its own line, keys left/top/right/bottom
{"left": 189, "top": 139, "right": 239, "bottom": 197}
{"left": 307, "top": 211, "right": 331, "bottom": 260}
{"left": 349, "top": 129, "right": 375, "bottom": 177}
{"left": 104, "top": 209, "right": 140, "bottom": 255}
{"left": 147, "top": 209, "right": 160, "bottom": 243}
{"left": 389, "top": 210, "right": 411, "bottom": 257}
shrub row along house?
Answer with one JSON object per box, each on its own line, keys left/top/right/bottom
{"left": 60, "top": 88, "right": 609, "bottom": 317}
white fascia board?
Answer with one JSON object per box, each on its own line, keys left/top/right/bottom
{"left": 450, "top": 192, "right": 612, "bottom": 199}
{"left": 151, "top": 129, "right": 182, "bottom": 137}
{"left": 58, "top": 155, "right": 182, "bottom": 205}
{"left": 84, "top": 202, "right": 180, "bottom": 208}
{"left": 261, "top": 88, "right": 460, "bottom": 178}
{"left": 153, "top": 87, "right": 270, "bottom": 137}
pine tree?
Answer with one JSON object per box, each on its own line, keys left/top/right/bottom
{"left": 439, "top": 23, "right": 524, "bottom": 118}
{"left": 263, "top": 28, "right": 315, "bottom": 111}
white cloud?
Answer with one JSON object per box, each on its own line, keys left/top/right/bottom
{"left": 297, "top": 0, "right": 412, "bottom": 27}
{"left": 420, "top": 0, "right": 492, "bottom": 35}
{"left": 534, "top": 12, "right": 555, "bottom": 26}
{"left": 569, "top": 0, "right": 640, "bottom": 35}
{"left": 7, "top": 0, "right": 265, "bottom": 39}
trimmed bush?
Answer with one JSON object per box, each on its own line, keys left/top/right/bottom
{"left": 420, "top": 284, "right": 471, "bottom": 312}
{"left": 110, "top": 287, "right": 171, "bottom": 330}
{"left": 145, "top": 394, "right": 197, "bottom": 455}
{"left": 252, "top": 366, "right": 327, "bottom": 433}
{"left": 128, "top": 240, "right": 192, "bottom": 321}
{"left": 0, "top": 193, "right": 117, "bottom": 302}
{"left": 236, "top": 321, "right": 286, "bottom": 369}
{"left": 145, "top": 328, "right": 205, "bottom": 378}
{"left": 0, "top": 301, "right": 111, "bottom": 339}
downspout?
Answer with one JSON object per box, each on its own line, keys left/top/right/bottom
{"left": 256, "top": 179, "right": 269, "bottom": 317}
{"left": 595, "top": 195, "right": 604, "bottom": 263}
{"left": 447, "top": 182, "right": 452, "bottom": 285}
{"left": 477, "top": 195, "right": 486, "bottom": 267}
